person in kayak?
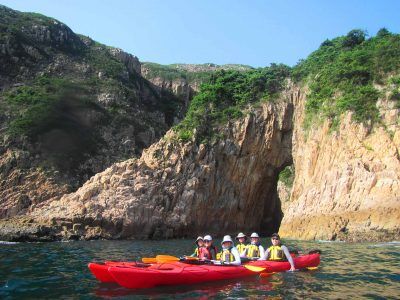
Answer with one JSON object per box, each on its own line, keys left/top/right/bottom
{"left": 199, "top": 235, "right": 218, "bottom": 260}
{"left": 219, "top": 235, "right": 241, "bottom": 265}
{"left": 190, "top": 236, "right": 204, "bottom": 257}
{"left": 241, "top": 232, "right": 265, "bottom": 259}
{"left": 259, "top": 233, "right": 296, "bottom": 271}
{"left": 235, "top": 232, "right": 248, "bottom": 254}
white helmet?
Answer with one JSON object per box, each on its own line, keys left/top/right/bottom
{"left": 195, "top": 236, "right": 204, "bottom": 244}
{"left": 203, "top": 235, "right": 212, "bottom": 241}
{"left": 250, "top": 232, "right": 260, "bottom": 238}
{"left": 221, "top": 235, "right": 233, "bottom": 245}
{"left": 236, "top": 232, "right": 246, "bottom": 240}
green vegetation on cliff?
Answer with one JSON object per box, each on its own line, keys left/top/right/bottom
{"left": 3, "top": 76, "right": 101, "bottom": 138}
{"left": 278, "top": 165, "right": 294, "bottom": 188}
{"left": 1, "top": 76, "right": 105, "bottom": 171}
{"left": 0, "top": 4, "right": 185, "bottom": 182}
{"left": 142, "top": 62, "right": 187, "bottom": 81}
{"left": 173, "top": 29, "right": 400, "bottom": 142}
{"left": 142, "top": 62, "right": 253, "bottom": 84}
{"left": 174, "top": 64, "right": 290, "bottom": 141}
{"left": 292, "top": 29, "right": 400, "bottom": 130}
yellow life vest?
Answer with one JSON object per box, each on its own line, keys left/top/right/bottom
{"left": 236, "top": 243, "right": 247, "bottom": 254}
{"left": 246, "top": 244, "right": 260, "bottom": 258}
{"left": 268, "top": 245, "right": 284, "bottom": 261}
{"left": 220, "top": 247, "right": 234, "bottom": 262}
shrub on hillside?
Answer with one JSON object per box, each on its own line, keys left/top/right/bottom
{"left": 174, "top": 64, "right": 290, "bottom": 142}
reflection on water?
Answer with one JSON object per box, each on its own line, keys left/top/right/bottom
{"left": 0, "top": 239, "right": 399, "bottom": 299}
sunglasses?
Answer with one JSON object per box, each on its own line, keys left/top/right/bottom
{"left": 271, "top": 238, "right": 279, "bottom": 240}
{"left": 204, "top": 240, "right": 211, "bottom": 243}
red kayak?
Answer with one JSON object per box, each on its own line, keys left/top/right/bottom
{"left": 108, "top": 261, "right": 255, "bottom": 289}
{"left": 90, "top": 253, "right": 320, "bottom": 289}
{"left": 88, "top": 261, "right": 148, "bottom": 283}
{"left": 250, "top": 252, "right": 320, "bottom": 272}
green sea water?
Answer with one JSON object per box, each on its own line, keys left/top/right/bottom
{"left": 0, "top": 239, "right": 399, "bottom": 299}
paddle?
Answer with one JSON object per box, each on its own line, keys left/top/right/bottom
{"left": 156, "top": 255, "right": 180, "bottom": 263}
{"left": 141, "top": 257, "right": 157, "bottom": 264}
{"left": 244, "top": 265, "right": 266, "bottom": 272}
{"left": 141, "top": 255, "right": 200, "bottom": 264}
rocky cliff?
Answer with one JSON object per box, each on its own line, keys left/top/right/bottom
{"left": 0, "top": 5, "right": 184, "bottom": 219}
{"left": 0, "top": 95, "right": 293, "bottom": 241}
{"left": 279, "top": 86, "right": 400, "bottom": 241}
{"left": 1, "top": 80, "right": 399, "bottom": 242}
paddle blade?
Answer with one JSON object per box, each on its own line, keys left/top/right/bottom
{"left": 307, "top": 267, "right": 318, "bottom": 270}
{"left": 244, "top": 265, "right": 266, "bottom": 272}
{"left": 156, "top": 255, "right": 180, "bottom": 263}
{"left": 142, "top": 257, "right": 157, "bottom": 264}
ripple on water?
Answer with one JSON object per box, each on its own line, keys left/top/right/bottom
{"left": 0, "top": 239, "right": 399, "bottom": 299}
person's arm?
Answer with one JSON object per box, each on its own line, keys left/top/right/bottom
{"left": 258, "top": 248, "right": 269, "bottom": 260}
{"left": 282, "top": 245, "right": 296, "bottom": 271}
{"left": 226, "top": 247, "right": 241, "bottom": 265}
{"left": 259, "top": 245, "right": 265, "bottom": 258}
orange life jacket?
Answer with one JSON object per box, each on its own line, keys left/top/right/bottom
{"left": 199, "top": 245, "right": 218, "bottom": 260}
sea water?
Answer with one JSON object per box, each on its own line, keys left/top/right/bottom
{"left": 0, "top": 239, "right": 399, "bottom": 299}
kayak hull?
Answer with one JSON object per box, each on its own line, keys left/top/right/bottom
{"left": 91, "top": 253, "right": 321, "bottom": 289}
{"left": 108, "top": 262, "right": 256, "bottom": 289}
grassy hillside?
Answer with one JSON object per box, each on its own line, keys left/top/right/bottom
{"left": 292, "top": 28, "right": 400, "bottom": 130}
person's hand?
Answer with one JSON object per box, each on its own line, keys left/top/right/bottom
{"left": 289, "top": 265, "right": 296, "bottom": 271}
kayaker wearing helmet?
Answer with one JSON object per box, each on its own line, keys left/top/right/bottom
{"left": 235, "top": 232, "right": 248, "bottom": 254}
{"left": 199, "top": 235, "right": 218, "bottom": 260}
{"left": 259, "top": 233, "right": 296, "bottom": 271}
{"left": 219, "top": 235, "right": 241, "bottom": 265}
{"left": 241, "top": 232, "right": 265, "bottom": 259}
{"left": 190, "top": 236, "right": 204, "bottom": 257}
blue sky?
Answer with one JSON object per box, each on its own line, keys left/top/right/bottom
{"left": 1, "top": 0, "right": 399, "bottom": 67}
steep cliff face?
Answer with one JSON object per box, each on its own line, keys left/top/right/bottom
{"left": 0, "top": 5, "right": 184, "bottom": 219}
{"left": 140, "top": 67, "right": 195, "bottom": 119}
{"left": 0, "top": 96, "right": 293, "bottom": 241}
{"left": 279, "top": 86, "right": 400, "bottom": 241}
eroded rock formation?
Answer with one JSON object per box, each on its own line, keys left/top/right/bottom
{"left": 0, "top": 97, "right": 293, "bottom": 241}
{"left": 279, "top": 86, "right": 400, "bottom": 241}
